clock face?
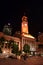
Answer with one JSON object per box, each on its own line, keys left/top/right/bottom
{"left": 22, "top": 22, "right": 28, "bottom": 33}
{"left": 22, "top": 22, "right": 27, "bottom": 27}
{"left": 24, "top": 23, "right": 27, "bottom": 26}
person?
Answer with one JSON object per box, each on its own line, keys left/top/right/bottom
{"left": 23, "top": 54, "right": 28, "bottom": 60}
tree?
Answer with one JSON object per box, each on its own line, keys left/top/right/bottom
{"left": 23, "top": 44, "right": 30, "bottom": 53}
{"left": 8, "top": 40, "right": 14, "bottom": 48}
{"left": 0, "top": 37, "right": 5, "bottom": 53}
{"left": 12, "top": 42, "right": 19, "bottom": 54}
{"left": 0, "top": 37, "right": 5, "bottom": 48}
{"left": 0, "top": 37, "right": 5, "bottom": 42}
{"left": 3, "top": 24, "right": 12, "bottom": 36}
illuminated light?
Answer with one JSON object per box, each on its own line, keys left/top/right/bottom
{"left": 22, "top": 51, "right": 25, "bottom": 54}
{"left": 22, "top": 33, "right": 35, "bottom": 39}
{"left": 17, "top": 56, "right": 21, "bottom": 60}
{"left": 24, "top": 24, "right": 27, "bottom": 26}
{"left": 31, "top": 47, "right": 35, "bottom": 51}
{"left": 8, "top": 23, "right": 10, "bottom": 25}
{"left": 3, "top": 51, "right": 6, "bottom": 54}
{"left": 5, "top": 41, "right": 7, "bottom": 43}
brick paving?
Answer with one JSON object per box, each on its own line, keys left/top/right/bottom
{"left": 0, "top": 56, "right": 43, "bottom": 65}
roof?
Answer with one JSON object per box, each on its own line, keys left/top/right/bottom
{"left": 22, "top": 33, "right": 35, "bottom": 39}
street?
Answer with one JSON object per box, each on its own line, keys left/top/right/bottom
{"left": 0, "top": 56, "right": 43, "bottom": 65}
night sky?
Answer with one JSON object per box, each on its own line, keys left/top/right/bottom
{"left": 0, "top": 0, "right": 43, "bottom": 37}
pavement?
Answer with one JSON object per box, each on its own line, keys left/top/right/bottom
{"left": 0, "top": 56, "right": 43, "bottom": 65}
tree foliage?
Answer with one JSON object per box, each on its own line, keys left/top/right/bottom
{"left": 23, "top": 44, "right": 30, "bottom": 53}
{"left": 3, "top": 24, "right": 12, "bottom": 35}
{"left": 8, "top": 40, "right": 14, "bottom": 48}
{"left": 0, "top": 37, "right": 5, "bottom": 48}
{"left": 12, "top": 42, "right": 19, "bottom": 54}
{"left": 0, "top": 37, "right": 5, "bottom": 42}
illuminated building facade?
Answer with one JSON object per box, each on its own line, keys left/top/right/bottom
{"left": 21, "top": 16, "right": 29, "bottom": 34}
{"left": 21, "top": 16, "right": 36, "bottom": 54}
{"left": 0, "top": 15, "right": 43, "bottom": 55}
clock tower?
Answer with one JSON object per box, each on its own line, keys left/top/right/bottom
{"left": 21, "top": 16, "right": 29, "bottom": 34}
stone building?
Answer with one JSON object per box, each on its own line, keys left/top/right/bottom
{"left": 0, "top": 15, "right": 43, "bottom": 55}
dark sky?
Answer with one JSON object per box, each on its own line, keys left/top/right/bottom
{"left": 0, "top": 0, "right": 43, "bottom": 37}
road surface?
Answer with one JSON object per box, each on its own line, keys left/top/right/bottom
{"left": 0, "top": 56, "right": 43, "bottom": 65}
